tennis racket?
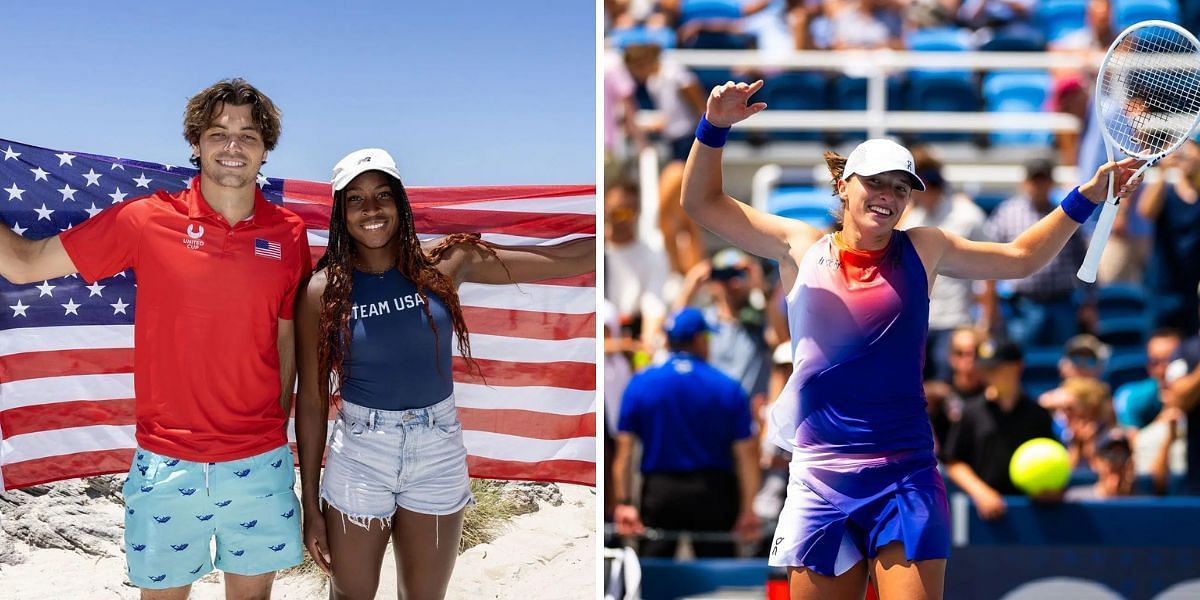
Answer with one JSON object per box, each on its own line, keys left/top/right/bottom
{"left": 1078, "top": 20, "right": 1200, "bottom": 283}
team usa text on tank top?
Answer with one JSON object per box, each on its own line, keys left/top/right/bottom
{"left": 342, "top": 269, "right": 454, "bottom": 410}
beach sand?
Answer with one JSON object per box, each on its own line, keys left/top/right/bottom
{"left": 0, "top": 482, "right": 596, "bottom": 599}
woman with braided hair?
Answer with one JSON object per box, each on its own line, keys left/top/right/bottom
{"left": 294, "top": 148, "right": 594, "bottom": 600}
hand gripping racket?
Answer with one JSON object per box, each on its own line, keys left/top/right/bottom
{"left": 1078, "top": 20, "right": 1200, "bottom": 283}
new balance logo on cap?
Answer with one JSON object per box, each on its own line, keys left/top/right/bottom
{"left": 841, "top": 139, "right": 926, "bottom": 192}
{"left": 331, "top": 148, "right": 402, "bottom": 192}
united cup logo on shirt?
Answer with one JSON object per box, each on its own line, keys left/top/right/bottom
{"left": 182, "top": 223, "right": 205, "bottom": 250}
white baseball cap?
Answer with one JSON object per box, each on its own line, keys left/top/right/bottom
{"left": 331, "top": 148, "right": 403, "bottom": 192}
{"left": 841, "top": 139, "right": 925, "bottom": 192}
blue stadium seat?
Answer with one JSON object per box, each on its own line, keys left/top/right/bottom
{"left": 763, "top": 72, "right": 829, "bottom": 141}
{"left": 979, "top": 24, "right": 1046, "bottom": 51}
{"left": 608, "top": 26, "right": 676, "bottom": 49}
{"left": 1096, "top": 315, "right": 1151, "bottom": 349}
{"left": 1022, "top": 345, "right": 1063, "bottom": 399}
{"left": 906, "top": 27, "right": 973, "bottom": 78}
{"left": 907, "top": 27, "right": 973, "bottom": 52}
{"left": 1096, "top": 284, "right": 1148, "bottom": 319}
{"left": 904, "top": 28, "right": 977, "bottom": 141}
{"left": 905, "top": 75, "right": 979, "bottom": 110}
{"left": 1105, "top": 350, "right": 1149, "bottom": 390}
{"left": 766, "top": 186, "right": 838, "bottom": 229}
{"left": 973, "top": 192, "right": 1009, "bottom": 215}
{"left": 828, "top": 76, "right": 904, "bottom": 139}
{"left": 680, "top": 30, "right": 755, "bottom": 50}
{"left": 677, "top": 0, "right": 753, "bottom": 49}
{"left": 692, "top": 68, "right": 735, "bottom": 95}
{"left": 1039, "top": 0, "right": 1088, "bottom": 44}
{"left": 982, "top": 71, "right": 1053, "bottom": 146}
{"left": 831, "top": 75, "right": 905, "bottom": 111}
{"left": 679, "top": 0, "right": 743, "bottom": 24}
{"left": 1113, "top": 0, "right": 1180, "bottom": 31}
{"left": 905, "top": 74, "right": 980, "bottom": 141}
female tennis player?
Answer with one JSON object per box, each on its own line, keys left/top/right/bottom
{"left": 682, "top": 80, "right": 1142, "bottom": 599}
{"left": 294, "top": 148, "right": 593, "bottom": 600}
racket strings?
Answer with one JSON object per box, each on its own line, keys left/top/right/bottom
{"left": 1100, "top": 25, "right": 1200, "bottom": 157}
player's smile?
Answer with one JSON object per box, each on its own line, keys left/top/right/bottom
{"left": 849, "top": 172, "right": 910, "bottom": 229}
{"left": 193, "top": 103, "right": 266, "bottom": 189}
{"left": 343, "top": 171, "right": 400, "bottom": 252}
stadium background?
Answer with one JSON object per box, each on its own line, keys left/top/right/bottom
{"left": 602, "top": 0, "right": 1200, "bottom": 598}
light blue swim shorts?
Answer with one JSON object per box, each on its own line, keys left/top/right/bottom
{"left": 122, "top": 444, "right": 302, "bottom": 589}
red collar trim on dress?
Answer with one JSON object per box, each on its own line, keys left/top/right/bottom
{"left": 832, "top": 230, "right": 893, "bottom": 268}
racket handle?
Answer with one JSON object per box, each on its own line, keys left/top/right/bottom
{"left": 1077, "top": 199, "right": 1118, "bottom": 283}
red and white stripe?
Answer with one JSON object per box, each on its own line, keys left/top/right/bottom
{"left": 0, "top": 184, "right": 596, "bottom": 490}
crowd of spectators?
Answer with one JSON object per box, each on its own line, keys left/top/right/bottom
{"left": 604, "top": 0, "right": 1200, "bottom": 162}
{"left": 604, "top": 0, "right": 1200, "bottom": 559}
{"left": 605, "top": 0, "right": 1200, "bottom": 55}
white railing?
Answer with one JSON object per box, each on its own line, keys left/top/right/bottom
{"left": 636, "top": 110, "right": 1080, "bottom": 133}
{"left": 663, "top": 48, "right": 1095, "bottom": 71}
{"left": 628, "top": 48, "right": 1099, "bottom": 138}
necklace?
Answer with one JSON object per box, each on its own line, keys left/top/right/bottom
{"left": 355, "top": 263, "right": 393, "bottom": 277}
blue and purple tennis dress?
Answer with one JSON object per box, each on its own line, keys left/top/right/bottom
{"left": 766, "top": 230, "right": 951, "bottom": 575}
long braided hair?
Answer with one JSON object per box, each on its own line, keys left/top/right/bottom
{"left": 316, "top": 174, "right": 499, "bottom": 404}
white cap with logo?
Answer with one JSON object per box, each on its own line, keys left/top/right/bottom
{"left": 331, "top": 148, "right": 403, "bottom": 192}
{"left": 841, "top": 139, "right": 926, "bottom": 192}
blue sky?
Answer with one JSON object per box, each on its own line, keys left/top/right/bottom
{"left": 0, "top": 1, "right": 596, "bottom": 185}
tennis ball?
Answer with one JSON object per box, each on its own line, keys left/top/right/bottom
{"left": 1009, "top": 438, "right": 1071, "bottom": 496}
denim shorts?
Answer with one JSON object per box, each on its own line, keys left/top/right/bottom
{"left": 320, "top": 395, "right": 473, "bottom": 530}
{"left": 122, "top": 445, "right": 302, "bottom": 589}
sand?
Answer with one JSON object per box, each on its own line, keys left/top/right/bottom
{"left": 0, "top": 483, "right": 596, "bottom": 599}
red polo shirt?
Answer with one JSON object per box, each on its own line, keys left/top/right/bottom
{"left": 60, "top": 177, "right": 311, "bottom": 462}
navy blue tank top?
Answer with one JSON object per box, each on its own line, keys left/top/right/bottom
{"left": 342, "top": 269, "right": 454, "bottom": 409}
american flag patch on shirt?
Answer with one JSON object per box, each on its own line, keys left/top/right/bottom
{"left": 254, "top": 238, "right": 281, "bottom": 260}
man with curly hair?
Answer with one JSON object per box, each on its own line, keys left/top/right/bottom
{"left": 0, "top": 78, "right": 310, "bottom": 599}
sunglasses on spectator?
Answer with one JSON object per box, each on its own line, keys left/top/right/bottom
{"left": 711, "top": 267, "right": 748, "bottom": 281}
{"left": 1067, "top": 354, "right": 1099, "bottom": 368}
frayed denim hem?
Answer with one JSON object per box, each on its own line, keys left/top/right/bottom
{"left": 319, "top": 493, "right": 394, "bottom": 535}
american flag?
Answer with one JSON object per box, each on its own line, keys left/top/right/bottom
{"left": 254, "top": 238, "right": 282, "bottom": 260}
{"left": 0, "top": 138, "right": 596, "bottom": 491}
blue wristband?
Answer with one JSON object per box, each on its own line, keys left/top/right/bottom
{"left": 695, "top": 114, "right": 731, "bottom": 148}
{"left": 1060, "top": 187, "right": 1098, "bottom": 224}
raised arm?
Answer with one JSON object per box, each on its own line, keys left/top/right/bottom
{"left": 294, "top": 271, "right": 331, "bottom": 573}
{"left": 911, "top": 158, "right": 1143, "bottom": 281}
{"left": 0, "top": 227, "right": 77, "bottom": 284}
{"left": 432, "top": 236, "right": 595, "bottom": 286}
{"left": 681, "top": 81, "right": 821, "bottom": 265}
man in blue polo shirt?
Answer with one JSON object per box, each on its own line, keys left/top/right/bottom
{"left": 612, "top": 307, "right": 762, "bottom": 557}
